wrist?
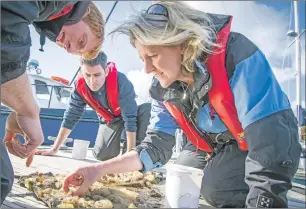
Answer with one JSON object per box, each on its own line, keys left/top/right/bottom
{"left": 126, "top": 138, "right": 136, "bottom": 151}
{"left": 126, "top": 146, "right": 135, "bottom": 152}
{"left": 95, "top": 162, "right": 107, "bottom": 176}
{"left": 52, "top": 137, "right": 65, "bottom": 151}
{"left": 51, "top": 146, "right": 59, "bottom": 152}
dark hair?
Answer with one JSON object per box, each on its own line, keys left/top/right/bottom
{"left": 80, "top": 51, "right": 107, "bottom": 69}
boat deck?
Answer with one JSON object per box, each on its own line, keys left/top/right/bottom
{"left": 1, "top": 147, "right": 305, "bottom": 208}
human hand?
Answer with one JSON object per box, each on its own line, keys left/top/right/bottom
{"left": 4, "top": 129, "right": 35, "bottom": 167}
{"left": 63, "top": 164, "right": 103, "bottom": 196}
{"left": 4, "top": 111, "right": 43, "bottom": 166}
{"left": 35, "top": 148, "right": 58, "bottom": 156}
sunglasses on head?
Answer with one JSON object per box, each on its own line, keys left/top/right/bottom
{"left": 146, "top": 4, "right": 169, "bottom": 18}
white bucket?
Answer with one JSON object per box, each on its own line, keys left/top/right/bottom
{"left": 71, "top": 139, "right": 90, "bottom": 160}
{"left": 164, "top": 164, "right": 204, "bottom": 208}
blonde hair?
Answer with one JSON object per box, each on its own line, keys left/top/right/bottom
{"left": 81, "top": 2, "right": 104, "bottom": 59}
{"left": 110, "top": 1, "right": 219, "bottom": 73}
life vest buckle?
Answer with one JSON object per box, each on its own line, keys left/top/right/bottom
{"left": 215, "top": 131, "right": 234, "bottom": 144}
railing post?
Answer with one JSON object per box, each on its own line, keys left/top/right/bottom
{"left": 48, "top": 86, "right": 54, "bottom": 108}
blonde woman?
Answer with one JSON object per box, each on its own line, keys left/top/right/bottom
{"left": 63, "top": 2, "right": 301, "bottom": 207}
{"left": 1, "top": 1, "right": 104, "bottom": 205}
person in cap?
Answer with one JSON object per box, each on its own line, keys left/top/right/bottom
{"left": 1, "top": 1, "right": 103, "bottom": 205}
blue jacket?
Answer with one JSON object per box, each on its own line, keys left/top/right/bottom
{"left": 134, "top": 17, "right": 292, "bottom": 172}
{"left": 149, "top": 48, "right": 291, "bottom": 138}
{"left": 136, "top": 13, "right": 302, "bottom": 208}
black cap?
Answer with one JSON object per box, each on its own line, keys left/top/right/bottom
{"left": 65, "top": 1, "right": 91, "bottom": 25}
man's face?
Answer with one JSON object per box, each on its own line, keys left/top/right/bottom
{"left": 56, "top": 20, "right": 100, "bottom": 55}
{"left": 81, "top": 64, "right": 108, "bottom": 92}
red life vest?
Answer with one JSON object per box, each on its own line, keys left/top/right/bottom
{"left": 75, "top": 62, "right": 121, "bottom": 124}
{"left": 164, "top": 17, "right": 248, "bottom": 153}
{"left": 48, "top": 5, "right": 74, "bottom": 21}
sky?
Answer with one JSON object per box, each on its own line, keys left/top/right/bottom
{"left": 28, "top": 1, "right": 306, "bottom": 110}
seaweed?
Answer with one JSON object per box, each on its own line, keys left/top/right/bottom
{"left": 18, "top": 171, "right": 165, "bottom": 208}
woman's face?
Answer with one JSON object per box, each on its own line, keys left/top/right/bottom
{"left": 135, "top": 40, "right": 184, "bottom": 88}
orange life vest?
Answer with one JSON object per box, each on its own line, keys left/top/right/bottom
{"left": 75, "top": 62, "right": 121, "bottom": 124}
{"left": 164, "top": 17, "right": 248, "bottom": 153}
